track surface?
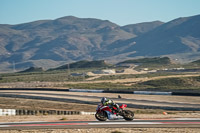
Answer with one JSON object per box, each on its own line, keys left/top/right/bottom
{"left": 1, "top": 118, "right": 200, "bottom": 130}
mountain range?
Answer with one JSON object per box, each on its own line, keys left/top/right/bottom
{"left": 0, "top": 15, "right": 200, "bottom": 72}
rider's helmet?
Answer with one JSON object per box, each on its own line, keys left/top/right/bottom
{"left": 101, "top": 97, "right": 107, "bottom": 104}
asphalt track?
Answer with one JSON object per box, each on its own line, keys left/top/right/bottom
{"left": 0, "top": 118, "right": 200, "bottom": 130}
{"left": 1, "top": 91, "right": 200, "bottom": 111}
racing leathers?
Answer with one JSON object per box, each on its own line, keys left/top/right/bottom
{"left": 101, "top": 98, "right": 121, "bottom": 113}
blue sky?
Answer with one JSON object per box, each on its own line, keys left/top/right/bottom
{"left": 1, "top": 0, "right": 200, "bottom": 26}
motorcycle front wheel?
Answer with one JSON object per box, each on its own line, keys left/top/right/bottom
{"left": 122, "top": 110, "right": 134, "bottom": 121}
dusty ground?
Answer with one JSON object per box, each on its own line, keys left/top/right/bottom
{"left": 0, "top": 73, "right": 199, "bottom": 88}
{"left": 0, "top": 97, "right": 96, "bottom": 111}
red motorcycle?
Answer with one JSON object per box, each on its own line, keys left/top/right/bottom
{"left": 95, "top": 104, "right": 134, "bottom": 121}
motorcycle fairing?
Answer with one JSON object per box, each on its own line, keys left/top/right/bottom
{"left": 105, "top": 110, "right": 123, "bottom": 120}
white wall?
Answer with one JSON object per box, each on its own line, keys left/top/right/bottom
{"left": 0, "top": 109, "right": 16, "bottom": 116}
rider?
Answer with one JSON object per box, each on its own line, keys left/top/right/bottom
{"left": 101, "top": 97, "right": 121, "bottom": 113}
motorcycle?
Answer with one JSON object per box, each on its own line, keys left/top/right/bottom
{"left": 95, "top": 104, "right": 134, "bottom": 121}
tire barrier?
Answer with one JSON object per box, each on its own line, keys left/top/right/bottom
{"left": 0, "top": 109, "right": 80, "bottom": 116}
{"left": 69, "top": 89, "right": 104, "bottom": 93}
{"left": 172, "top": 92, "right": 200, "bottom": 96}
{"left": 134, "top": 91, "right": 172, "bottom": 95}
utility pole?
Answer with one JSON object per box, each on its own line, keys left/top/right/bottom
{"left": 82, "top": 73, "right": 85, "bottom": 81}
{"left": 67, "top": 63, "right": 70, "bottom": 77}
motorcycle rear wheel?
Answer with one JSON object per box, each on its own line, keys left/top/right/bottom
{"left": 95, "top": 111, "right": 107, "bottom": 121}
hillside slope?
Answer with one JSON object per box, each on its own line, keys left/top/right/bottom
{"left": 0, "top": 15, "right": 200, "bottom": 71}
{"left": 121, "top": 15, "right": 200, "bottom": 59}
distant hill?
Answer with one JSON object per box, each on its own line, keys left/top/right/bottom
{"left": 117, "top": 57, "right": 171, "bottom": 65}
{"left": 191, "top": 59, "right": 200, "bottom": 65}
{"left": 19, "top": 67, "right": 44, "bottom": 73}
{"left": 0, "top": 15, "right": 200, "bottom": 72}
{"left": 118, "top": 15, "right": 200, "bottom": 60}
{"left": 121, "top": 21, "right": 164, "bottom": 36}
{"left": 52, "top": 60, "right": 111, "bottom": 70}
{"left": 0, "top": 16, "right": 135, "bottom": 71}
